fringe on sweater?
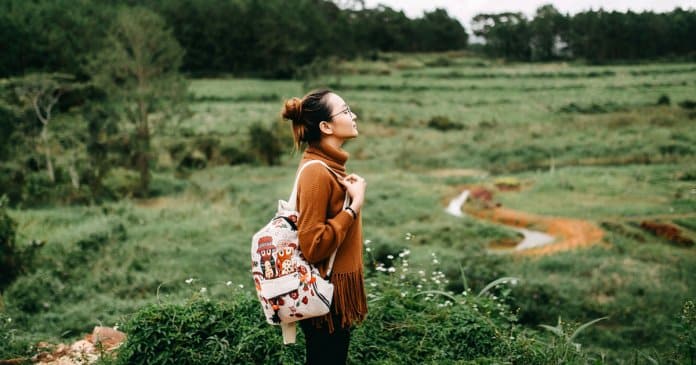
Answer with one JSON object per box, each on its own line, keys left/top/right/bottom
{"left": 307, "top": 270, "right": 368, "bottom": 333}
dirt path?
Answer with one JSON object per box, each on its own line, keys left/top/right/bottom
{"left": 467, "top": 206, "right": 605, "bottom": 255}
{"left": 447, "top": 190, "right": 604, "bottom": 255}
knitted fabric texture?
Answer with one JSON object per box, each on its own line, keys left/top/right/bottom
{"left": 296, "top": 140, "right": 367, "bottom": 332}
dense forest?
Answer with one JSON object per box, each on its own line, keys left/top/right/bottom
{"left": 1, "top": 0, "right": 695, "bottom": 80}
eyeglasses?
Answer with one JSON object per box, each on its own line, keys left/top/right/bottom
{"left": 329, "top": 105, "right": 353, "bottom": 119}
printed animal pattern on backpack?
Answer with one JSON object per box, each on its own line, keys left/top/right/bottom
{"left": 251, "top": 206, "right": 333, "bottom": 325}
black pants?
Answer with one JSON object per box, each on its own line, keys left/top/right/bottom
{"left": 299, "top": 312, "right": 351, "bottom": 365}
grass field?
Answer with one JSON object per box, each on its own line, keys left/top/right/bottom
{"left": 2, "top": 53, "right": 695, "bottom": 363}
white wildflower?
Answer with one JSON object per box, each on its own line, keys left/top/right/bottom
{"left": 185, "top": 278, "right": 194, "bottom": 284}
{"left": 225, "top": 281, "right": 233, "bottom": 287}
{"left": 238, "top": 284, "right": 244, "bottom": 289}
{"left": 388, "top": 267, "right": 396, "bottom": 273}
{"left": 200, "top": 287, "right": 207, "bottom": 294}
{"left": 387, "top": 255, "right": 394, "bottom": 260}
{"left": 366, "top": 247, "right": 372, "bottom": 252}
{"left": 365, "top": 239, "right": 371, "bottom": 245}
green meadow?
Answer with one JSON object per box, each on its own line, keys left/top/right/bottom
{"left": 2, "top": 53, "right": 695, "bottom": 363}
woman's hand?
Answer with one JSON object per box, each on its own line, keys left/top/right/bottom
{"left": 340, "top": 173, "right": 367, "bottom": 214}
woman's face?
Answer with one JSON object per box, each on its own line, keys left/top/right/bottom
{"left": 325, "top": 93, "right": 358, "bottom": 139}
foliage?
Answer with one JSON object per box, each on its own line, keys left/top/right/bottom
{"left": 472, "top": 5, "right": 696, "bottom": 62}
{"left": 115, "top": 293, "right": 303, "bottom": 364}
{"left": 88, "top": 6, "right": 188, "bottom": 197}
{"left": 427, "top": 115, "right": 464, "bottom": 131}
{"left": 0, "top": 312, "right": 33, "bottom": 361}
{"left": 0, "top": 196, "right": 20, "bottom": 291}
{"left": 247, "top": 122, "right": 286, "bottom": 166}
{"left": 676, "top": 300, "right": 696, "bottom": 363}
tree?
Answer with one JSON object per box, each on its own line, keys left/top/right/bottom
{"left": 12, "top": 73, "right": 74, "bottom": 184}
{"left": 415, "top": 9, "right": 468, "bottom": 51}
{"left": 530, "top": 4, "right": 568, "bottom": 60}
{"left": 472, "top": 12, "right": 531, "bottom": 60}
{"left": 89, "top": 6, "right": 187, "bottom": 197}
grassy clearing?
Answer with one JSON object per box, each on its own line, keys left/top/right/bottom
{"left": 2, "top": 54, "right": 695, "bottom": 362}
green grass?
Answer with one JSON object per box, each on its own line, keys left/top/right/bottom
{"left": 2, "top": 54, "right": 695, "bottom": 363}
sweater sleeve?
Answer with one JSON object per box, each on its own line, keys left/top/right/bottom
{"left": 296, "top": 164, "right": 354, "bottom": 264}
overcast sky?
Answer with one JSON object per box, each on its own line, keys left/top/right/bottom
{"left": 361, "top": 0, "right": 696, "bottom": 27}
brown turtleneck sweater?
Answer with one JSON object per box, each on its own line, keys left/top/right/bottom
{"left": 296, "top": 141, "right": 367, "bottom": 332}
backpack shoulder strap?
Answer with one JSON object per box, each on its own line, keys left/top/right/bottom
{"left": 287, "top": 159, "right": 349, "bottom": 278}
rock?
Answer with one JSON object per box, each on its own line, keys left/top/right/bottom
{"left": 30, "top": 326, "right": 125, "bottom": 365}
{"left": 88, "top": 326, "right": 126, "bottom": 350}
{"left": 70, "top": 340, "right": 94, "bottom": 354}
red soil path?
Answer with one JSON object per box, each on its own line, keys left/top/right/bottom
{"left": 464, "top": 206, "right": 605, "bottom": 256}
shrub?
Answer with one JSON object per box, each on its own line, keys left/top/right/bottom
{"left": 113, "top": 251, "right": 600, "bottom": 364}
{"left": 0, "top": 312, "right": 33, "bottom": 361}
{"left": 427, "top": 115, "right": 464, "bottom": 131}
{"left": 676, "top": 300, "right": 696, "bottom": 363}
{"left": 678, "top": 100, "right": 696, "bottom": 109}
{"left": 115, "top": 293, "right": 303, "bottom": 365}
{"left": 4, "top": 270, "right": 65, "bottom": 314}
{"left": 657, "top": 94, "right": 671, "bottom": 105}
{"left": 0, "top": 196, "right": 21, "bottom": 291}
{"left": 102, "top": 168, "right": 140, "bottom": 198}
{"left": 247, "top": 122, "right": 285, "bottom": 166}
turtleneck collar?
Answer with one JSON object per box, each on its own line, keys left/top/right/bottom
{"left": 302, "top": 140, "right": 349, "bottom": 175}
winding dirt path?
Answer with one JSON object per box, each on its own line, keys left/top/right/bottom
{"left": 445, "top": 188, "right": 605, "bottom": 255}
{"left": 466, "top": 206, "right": 605, "bottom": 255}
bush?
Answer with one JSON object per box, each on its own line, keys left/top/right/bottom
{"left": 657, "top": 94, "right": 671, "bottom": 105}
{"left": 676, "top": 300, "right": 696, "bottom": 363}
{"left": 427, "top": 115, "right": 464, "bottom": 131}
{"left": 4, "top": 270, "right": 65, "bottom": 314}
{"left": 113, "top": 251, "right": 605, "bottom": 364}
{"left": 0, "top": 312, "right": 33, "bottom": 361}
{"left": 247, "top": 122, "right": 285, "bottom": 166}
{"left": 0, "top": 196, "right": 20, "bottom": 291}
{"left": 678, "top": 100, "right": 696, "bottom": 109}
{"left": 115, "top": 294, "right": 303, "bottom": 364}
{"left": 102, "top": 168, "right": 140, "bottom": 198}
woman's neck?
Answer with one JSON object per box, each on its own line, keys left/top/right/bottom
{"left": 321, "top": 135, "right": 344, "bottom": 150}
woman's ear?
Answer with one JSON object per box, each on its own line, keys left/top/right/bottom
{"left": 319, "top": 121, "right": 333, "bottom": 135}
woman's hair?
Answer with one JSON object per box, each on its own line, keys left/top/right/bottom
{"left": 281, "top": 89, "right": 333, "bottom": 150}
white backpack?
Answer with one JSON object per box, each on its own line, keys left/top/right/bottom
{"left": 250, "top": 160, "right": 348, "bottom": 344}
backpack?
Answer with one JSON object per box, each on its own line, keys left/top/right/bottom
{"left": 250, "top": 160, "right": 348, "bottom": 344}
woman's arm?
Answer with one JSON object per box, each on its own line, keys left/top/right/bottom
{"left": 296, "top": 164, "right": 354, "bottom": 264}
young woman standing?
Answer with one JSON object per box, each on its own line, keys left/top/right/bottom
{"left": 281, "top": 89, "right": 367, "bottom": 364}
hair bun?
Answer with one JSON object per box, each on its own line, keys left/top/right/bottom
{"left": 281, "top": 97, "right": 303, "bottom": 122}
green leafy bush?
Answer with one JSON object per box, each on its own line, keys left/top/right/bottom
{"left": 657, "top": 94, "right": 671, "bottom": 105}
{"left": 0, "top": 312, "right": 32, "bottom": 361}
{"left": 113, "top": 251, "right": 603, "bottom": 364}
{"left": 427, "top": 115, "right": 464, "bottom": 131}
{"left": 115, "top": 294, "right": 303, "bottom": 364}
{"left": 0, "top": 196, "right": 20, "bottom": 290}
{"left": 676, "top": 300, "right": 696, "bottom": 363}
{"left": 247, "top": 122, "right": 285, "bottom": 166}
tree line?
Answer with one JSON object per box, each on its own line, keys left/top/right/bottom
{"left": 0, "top": 0, "right": 468, "bottom": 79}
{"left": 472, "top": 5, "right": 696, "bottom": 62}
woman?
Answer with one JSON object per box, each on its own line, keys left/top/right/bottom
{"left": 281, "top": 89, "right": 367, "bottom": 364}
